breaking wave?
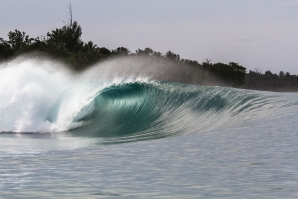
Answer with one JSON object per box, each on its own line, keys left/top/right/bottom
{"left": 0, "top": 58, "right": 294, "bottom": 144}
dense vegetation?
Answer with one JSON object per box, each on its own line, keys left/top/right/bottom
{"left": 0, "top": 8, "right": 297, "bottom": 91}
{"left": 242, "top": 69, "right": 298, "bottom": 92}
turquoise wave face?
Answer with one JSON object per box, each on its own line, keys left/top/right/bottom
{"left": 65, "top": 81, "right": 275, "bottom": 144}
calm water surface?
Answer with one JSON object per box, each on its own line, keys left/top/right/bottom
{"left": 1, "top": 104, "right": 298, "bottom": 198}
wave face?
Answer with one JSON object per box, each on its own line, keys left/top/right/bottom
{"left": 0, "top": 59, "right": 290, "bottom": 143}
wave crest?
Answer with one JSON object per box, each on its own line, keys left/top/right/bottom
{"left": 0, "top": 59, "right": 278, "bottom": 144}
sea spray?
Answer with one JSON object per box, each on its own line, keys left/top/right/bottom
{"left": 0, "top": 59, "right": 71, "bottom": 132}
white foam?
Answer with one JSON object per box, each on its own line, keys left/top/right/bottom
{"left": 0, "top": 58, "right": 152, "bottom": 133}
{"left": 0, "top": 59, "right": 81, "bottom": 132}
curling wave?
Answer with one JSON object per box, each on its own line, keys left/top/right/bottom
{"left": 0, "top": 59, "right": 287, "bottom": 143}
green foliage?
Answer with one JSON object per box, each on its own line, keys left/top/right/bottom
{"left": 7, "top": 30, "right": 33, "bottom": 52}
{"left": 0, "top": 38, "right": 13, "bottom": 60}
{"left": 98, "top": 47, "right": 111, "bottom": 57}
{"left": 112, "top": 47, "right": 130, "bottom": 56}
{"left": 165, "top": 51, "right": 180, "bottom": 61}
{"left": 46, "top": 20, "right": 83, "bottom": 53}
{"left": 244, "top": 69, "right": 298, "bottom": 91}
{"left": 136, "top": 48, "right": 163, "bottom": 57}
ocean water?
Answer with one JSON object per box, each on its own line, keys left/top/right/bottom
{"left": 0, "top": 59, "right": 298, "bottom": 198}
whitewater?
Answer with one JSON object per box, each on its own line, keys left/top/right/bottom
{"left": 0, "top": 57, "right": 298, "bottom": 198}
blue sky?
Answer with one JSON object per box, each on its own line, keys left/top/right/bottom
{"left": 1, "top": 0, "right": 298, "bottom": 73}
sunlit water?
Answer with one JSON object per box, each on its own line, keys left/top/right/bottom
{"left": 1, "top": 59, "right": 298, "bottom": 198}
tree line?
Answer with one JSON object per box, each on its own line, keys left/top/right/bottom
{"left": 242, "top": 69, "right": 298, "bottom": 92}
{"left": 0, "top": 8, "right": 297, "bottom": 91}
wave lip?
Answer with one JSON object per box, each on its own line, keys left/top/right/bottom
{"left": 67, "top": 80, "right": 275, "bottom": 144}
